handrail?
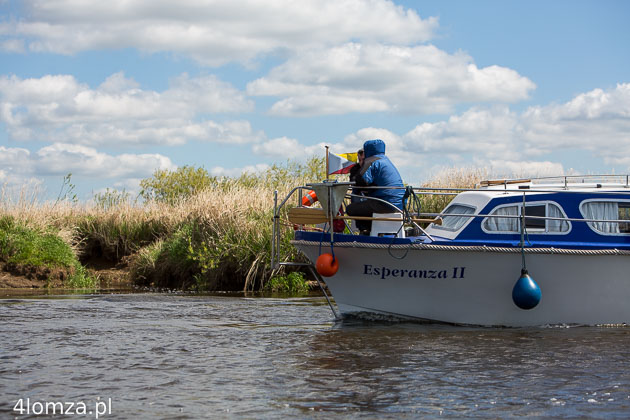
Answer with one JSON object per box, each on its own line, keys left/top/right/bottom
{"left": 277, "top": 184, "right": 630, "bottom": 226}
{"left": 341, "top": 184, "right": 630, "bottom": 195}
{"left": 424, "top": 212, "right": 630, "bottom": 225}
{"left": 480, "top": 174, "right": 630, "bottom": 186}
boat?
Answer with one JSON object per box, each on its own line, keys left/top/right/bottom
{"left": 271, "top": 176, "right": 630, "bottom": 327}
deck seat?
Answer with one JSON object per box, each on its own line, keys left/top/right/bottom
{"left": 370, "top": 213, "right": 404, "bottom": 238}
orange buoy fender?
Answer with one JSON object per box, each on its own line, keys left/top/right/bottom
{"left": 316, "top": 253, "right": 338, "bottom": 277}
{"left": 302, "top": 190, "right": 318, "bottom": 206}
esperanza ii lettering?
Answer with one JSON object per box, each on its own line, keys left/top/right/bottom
{"left": 363, "top": 264, "right": 466, "bottom": 280}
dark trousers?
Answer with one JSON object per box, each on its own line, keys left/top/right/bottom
{"left": 346, "top": 199, "right": 397, "bottom": 233}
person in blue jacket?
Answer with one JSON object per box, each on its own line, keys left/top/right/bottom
{"left": 346, "top": 139, "right": 405, "bottom": 234}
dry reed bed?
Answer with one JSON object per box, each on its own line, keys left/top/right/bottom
{"left": 418, "top": 166, "right": 490, "bottom": 215}
{"left": 1, "top": 179, "right": 305, "bottom": 291}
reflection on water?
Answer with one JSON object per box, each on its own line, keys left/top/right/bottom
{"left": 1, "top": 293, "right": 630, "bottom": 419}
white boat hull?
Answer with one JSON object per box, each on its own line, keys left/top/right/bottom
{"left": 295, "top": 242, "right": 630, "bottom": 326}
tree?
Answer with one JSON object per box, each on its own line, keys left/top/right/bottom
{"left": 139, "top": 166, "right": 216, "bottom": 203}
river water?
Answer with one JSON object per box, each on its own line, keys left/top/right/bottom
{"left": 1, "top": 293, "right": 630, "bottom": 419}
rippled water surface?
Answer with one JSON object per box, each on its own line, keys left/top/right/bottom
{"left": 1, "top": 293, "right": 630, "bottom": 419}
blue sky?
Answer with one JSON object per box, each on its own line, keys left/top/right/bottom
{"left": 1, "top": 0, "right": 629, "bottom": 200}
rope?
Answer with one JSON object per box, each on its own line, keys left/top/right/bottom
{"left": 381, "top": 186, "right": 420, "bottom": 260}
{"left": 315, "top": 223, "right": 336, "bottom": 262}
{"left": 387, "top": 235, "right": 412, "bottom": 260}
{"left": 520, "top": 193, "right": 527, "bottom": 273}
{"left": 403, "top": 185, "right": 422, "bottom": 225}
{"left": 292, "top": 240, "right": 630, "bottom": 256}
{"left": 317, "top": 222, "right": 328, "bottom": 256}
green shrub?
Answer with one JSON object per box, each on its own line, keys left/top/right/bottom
{"left": 138, "top": 157, "right": 327, "bottom": 204}
{"left": 264, "top": 272, "right": 309, "bottom": 294}
{"left": 129, "top": 223, "right": 201, "bottom": 290}
{"left": 128, "top": 239, "right": 164, "bottom": 285}
{"left": 93, "top": 188, "right": 134, "bottom": 210}
{"left": 0, "top": 216, "right": 95, "bottom": 288}
{"left": 139, "top": 166, "right": 217, "bottom": 203}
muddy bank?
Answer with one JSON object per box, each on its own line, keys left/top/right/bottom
{"left": 0, "top": 260, "right": 133, "bottom": 291}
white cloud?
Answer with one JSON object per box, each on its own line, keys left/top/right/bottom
{"left": 2, "top": 0, "right": 437, "bottom": 65}
{"left": 252, "top": 137, "right": 303, "bottom": 159}
{"left": 342, "top": 127, "right": 402, "bottom": 151}
{"left": 520, "top": 83, "right": 630, "bottom": 159}
{"left": 210, "top": 163, "right": 270, "bottom": 178}
{"left": 164, "top": 73, "right": 254, "bottom": 114}
{"left": 403, "top": 106, "right": 523, "bottom": 160}
{"left": 0, "top": 72, "right": 258, "bottom": 146}
{"left": 0, "top": 143, "right": 175, "bottom": 180}
{"left": 198, "top": 120, "right": 265, "bottom": 145}
{"left": 485, "top": 160, "right": 565, "bottom": 178}
{"left": 0, "top": 146, "right": 33, "bottom": 174}
{"left": 398, "top": 84, "right": 630, "bottom": 167}
{"left": 247, "top": 43, "right": 535, "bottom": 116}
{"left": 244, "top": 84, "right": 630, "bottom": 182}
{"left": 36, "top": 143, "right": 176, "bottom": 177}
{"left": 0, "top": 38, "right": 25, "bottom": 53}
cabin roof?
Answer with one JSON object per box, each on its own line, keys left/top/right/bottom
{"left": 479, "top": 175, "right": 630, "bottom": 192}
{"left": 425, "top": 186, "right": 630, "bottom": 241}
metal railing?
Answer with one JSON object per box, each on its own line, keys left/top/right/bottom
{"left": 479, "top": 174, "right": 630, "bottom": 190}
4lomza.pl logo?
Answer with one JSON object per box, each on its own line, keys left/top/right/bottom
{"left": 13, "top": 397, "right": 112, "bottom": 418}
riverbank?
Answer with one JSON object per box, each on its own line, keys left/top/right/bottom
{"left": 0, "top": 261, "right": 322, "bottom": 295}
{"left": 0, "top": 190, "right": 314, "bottom": 293}
{"left": 1, "top": 171, "right": 310, "bottom": 293}
{"left": 0, "top": 260, "right": 131, "bottom": 290}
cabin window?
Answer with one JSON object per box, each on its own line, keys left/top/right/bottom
{"left": 621, "top": 205, "right": 630, "bottom": 233}
{"left": 483, "top": 205, "right": 519, "bottom": 232}
{"left": 523, "top": 205, "right": 546, "bottom": 230}
{"left": 483, "top": 202, "right": 569, "bottom": 233}
{"left": 546, "top": 203, "right": 571, "bottom": 233}
{"left": 436, "top": 204, "right": 476, "bottom": 231}
{"left": 580, "top": 201, "right": 630, "bottom": 234}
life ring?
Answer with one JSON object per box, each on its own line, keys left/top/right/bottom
{"left": 302, "top": 190, "right": 318, "bottom": 206}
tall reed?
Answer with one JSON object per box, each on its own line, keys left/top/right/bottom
{"left": 418, "top": 166, "right": 491, "bottom": 215}
{"left": 128, "top": 177, "right": 308, "bottom": 291}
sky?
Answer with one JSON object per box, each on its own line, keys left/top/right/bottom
{"left": 0, "top": 0, "right": 629, "bottom": 200}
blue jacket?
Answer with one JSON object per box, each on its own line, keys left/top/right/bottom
{"left": 360, "top": 139, "right": 405, "bottom": 210}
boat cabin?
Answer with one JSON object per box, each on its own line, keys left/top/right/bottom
{"left": 425, "top": 179, "right": 630, "bottom": 250}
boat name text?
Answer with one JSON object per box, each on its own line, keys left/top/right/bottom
{"left": 363, "top": 265, "right": 466, "bottom": 280}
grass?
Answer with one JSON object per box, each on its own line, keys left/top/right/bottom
{"left": 1, "top": 161, "right": 316, "bottom": 291}
{"left": 264, "top": 272, "right": 310, "bottom": 294}
{"left": 74, "top": 205, "right": 171, "bottom": 261}
{"left": 0, "top": 215, "right": 95, "bottom": 288}
{"left": 126, "top": 181, "right": 304, "bottom": 291}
